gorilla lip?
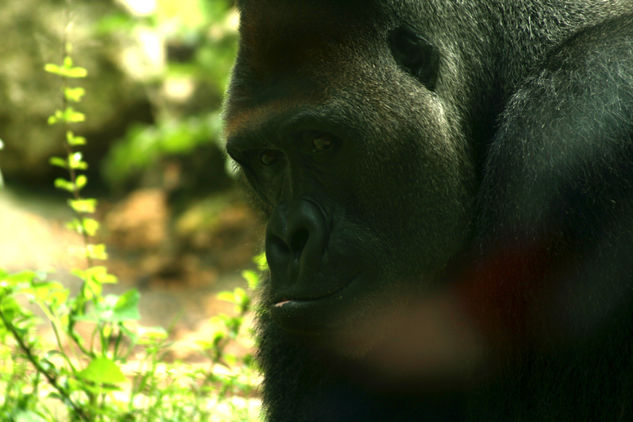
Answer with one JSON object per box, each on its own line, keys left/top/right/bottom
{"left": 269, "top": 276, "right": 362, "bottom": 332}
{"left": 271, "top": 274, "right": 357, "bottom": 308}
{"left": 272, "top": 292, "right": 340, "bottom": 308}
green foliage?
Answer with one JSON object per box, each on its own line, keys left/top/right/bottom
{"left": 44, "top": 57, "right": 88, "bottom": 79}
{"left": 0, "top": 138, "right": 4, "bottom": 188}
{"left": 0, "top": 265, "right": 262, "bottom": 421}
{"left": 100, "top": 0, "right": 238, "bottom": 189}
{"left": 103, "top": 114, "right": 223, "bottom": 187}
{"left": 0, "top": 11, "right": 262, "bottom": 421}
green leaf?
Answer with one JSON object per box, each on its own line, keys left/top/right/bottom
{"left": 77, "top": 290, "right": 139, "bottom": 323}
{"left": 78, "top": 357, "right": 126, "bottom": 384}
{"left": 68, "top": 152, "right": 88, "bottom": 170}
{"left": 47, "top": 110, "right": 62, "bottom": 125}
{"left": 72, "top": 266, "right": 117, "bottom": 285}
{"left": 66, "top": 217, "right": 100, "bottom": 236}
{"left": 68, "top": 198, "right": 97, "bottom": 214}
{"left": 67, "top": 108, "right": 85, "bottom": 123}
{"left": 54, "top": 178, "right": 75, "bottom": 192}
{"left": 27, "top": 281, "right": 69, "bottom": 305}
{"left": 241, "top": 270, "right": 260, "bottom": 290}
{"left": 0, "top": 138, "right": 3, "bottom": 188}
{"left": 81, "top": 217, "right": 100, "bottom": 236}
{"left": 254, "top": 252, "right": 268, "bottom": 271}
{"left": 233, "top": 287, "right": 246, "bottom": 300}
{"left": 49, "top": 156, "right": 68, "bottom": 169}
{"left": 3, "top": 271, "right": 39, "bottom": 286}
{"left": 85, "top": 277, "right": 103, "bottom": 300}
{"left": 113, "top": 289, "right": 141, "bottom": 321}
{"left": 91, "top": 266, "right": 117, "bottom": 284}
{"left": 50, "top": 154, "right": 88, "bottom": 171}
{"left": 212, "top": 330, "right": 226, "bottom": 346}
{"left": 75, "top": 174, "right": 88, "bottom": 190}
{"left": 66, "top": 131, "right": 86, "bottom": 146}
{"left": 44, "top": 63, "right": 62, "bottom": 75}
{"left": 65, "top": 66, "right": 88, "bottom": 78}
{"left": 217, "top": 291, "right": 235, "bottom": 303}
{"left": 48, "top": 107, "right": 85, "bottom": 125}
{"left": 233, "top": 287, "right": 250, "bottom": 308}
{"left": 85, "top": 243, "right": 108, "bottom": 260}
{"left": 15, "top": 410, "right": 47, "bottom": 422}
{"left": 65, "top": 87, "right": 85, "bottom": 103}
{"left": 44, "top": 61, "right": 87, "bottom": 79}
{"left": 136, "top": 325, "right": 168, "bottom": 344}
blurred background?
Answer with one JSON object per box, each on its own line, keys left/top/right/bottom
{"left": 0, "top": 0, "right": 262, "bottom": 360}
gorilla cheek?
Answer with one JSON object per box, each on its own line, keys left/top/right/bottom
{"left": 355, "top": 131, "right": 472, "bottom": 282}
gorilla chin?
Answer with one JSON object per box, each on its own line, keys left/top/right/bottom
{"left": 271, "top": 271, "right": 489, "bottom": 386}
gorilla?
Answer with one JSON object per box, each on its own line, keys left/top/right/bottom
{"left": 223, "top": 1, "right": 633, "bottom": 420}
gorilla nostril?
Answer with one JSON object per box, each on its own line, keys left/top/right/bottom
{"left": 266, "top": 199, "right": 328, "bottom": 288}
{"left": 290, "top": 228, "right": 310, "bottom": 255}
{"left": 269, "top": 234, "right": 290, "bottom": 257}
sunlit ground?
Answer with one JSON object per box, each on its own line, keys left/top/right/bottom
{"left": 0, "top": 187, "right": 258, "bottom": 361}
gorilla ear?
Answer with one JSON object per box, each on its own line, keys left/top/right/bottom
{"left": 389, "top": 26, "right": 440, "bottom": 91}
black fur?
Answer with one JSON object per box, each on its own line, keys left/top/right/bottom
{"left": 224, "top": 1, "right": 633, "bottom": 420}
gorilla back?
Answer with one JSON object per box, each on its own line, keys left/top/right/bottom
{"left": 224, "top": 1, "right": 633, "bottom": 420}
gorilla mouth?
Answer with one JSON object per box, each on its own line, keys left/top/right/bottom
{"left": 272, "top": 278, "right": 350, "bottom": 306}
{"left": 269, "top": 275, "right": 360, "bottom": 333}
{"left": 272, "top": 280, "right": 350, "bottom": 308}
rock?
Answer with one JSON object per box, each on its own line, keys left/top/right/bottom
{"left": 0, "top": 0, "right": 152, "bottom": 185}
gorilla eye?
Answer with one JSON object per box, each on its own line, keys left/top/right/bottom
{"left": 312, "top": 136, "right": 333, "bottom": 151}
{"left": 302, "top": 131, "right": 338, "bottom": 153}
{"left": 389, "top": 26, "right": 440, "bottom": 90}
{"left": 260, "top": 149, "right": 283, "bottom": 166}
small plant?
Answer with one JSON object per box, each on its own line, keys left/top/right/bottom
{"left": 198, "top": 256, "right": 264, "bottom": 398}
{"left": 0, "top": 138, "right": 4, "bottom": 188}
{"left": 0, "top": 23, "right": 149, "bottom": 421}
{"left": 0, "top": 6, "right": 261, "bottom": 422}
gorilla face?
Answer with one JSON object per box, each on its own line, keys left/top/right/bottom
{"left": 225, "top": 1, "right": 476, "bottom": 341}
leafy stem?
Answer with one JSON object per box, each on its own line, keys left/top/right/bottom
{"left": 0, "top": 307, "right": 89, "bottom": 421}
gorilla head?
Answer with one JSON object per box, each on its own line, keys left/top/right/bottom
{"left": 224, "top": 1, "right": 633, "bottom": 420}
{"left": 226, "top": 0, "right": 475, "bottom": 336}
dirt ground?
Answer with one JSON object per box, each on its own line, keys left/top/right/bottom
{"left": 0, "top": 187, "right": 264, "bottom": 360}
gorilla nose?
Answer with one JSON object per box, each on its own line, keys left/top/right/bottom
{"left": 266, "top": 199, "right": 328, "bottom": 292}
